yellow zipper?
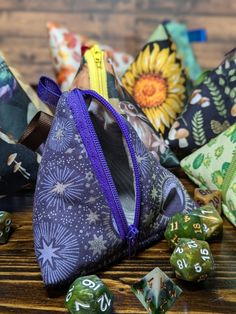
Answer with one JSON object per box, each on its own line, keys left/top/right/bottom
{"left": 84, "top": 44, "right": 108, "bottom": 100}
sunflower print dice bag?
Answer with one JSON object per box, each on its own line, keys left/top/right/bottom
{"left": 122, "top": 24, "right": 187, "bottom": 136}
{"left": 72, "top": 44, "right": 179, "bottom": 167}
{"left": 181, "top": 123, "right": 236, "bottom": 227}
{"left": 168, "top": 49, "right": 236, "bottom": 157}
{"left": 47, "top": 22, "right": 134, "bottom": 91}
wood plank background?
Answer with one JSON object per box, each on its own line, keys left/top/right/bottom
{"left": 0, "top": 0, "right": 236, "bottom": 85}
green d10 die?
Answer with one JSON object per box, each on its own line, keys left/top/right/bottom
{"left": 190, "top": 204, "right": 223, "bottom": 241}
{"left": 132, "top": 267, "right": 182, "bottom": 314}
{"left": 170, "top": 238, "right": 214, "bottom": 282}
{"left": 164, "top": 213, "right": 205, "bottom": 249}
{"left": 0, "top": 211, "right": 12, "bottom": 244}
{"left": 65, "top": 275, "right": 113, "bottom": 314}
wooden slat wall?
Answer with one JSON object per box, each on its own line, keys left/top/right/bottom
{"left": 0, "top": 0, "right": 235, "bottom": 85}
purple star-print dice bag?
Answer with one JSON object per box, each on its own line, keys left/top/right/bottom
{"left": 33, "top": 77, "right": 197, "bottom": 287}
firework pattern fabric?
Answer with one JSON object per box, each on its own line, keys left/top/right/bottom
{"left": 181, "top": 122, "right": 236, "bottom": 227}
{"left": 168, "top": 49, "right": 236, "bottom": 156}
{"left": 47, "top": 22, "right": 133, "bottom": 91}
{"left": 73, "top": 45, "right": 179, "bottom": 167}
{"left": 122, "top": 24, "right": 187, "bottom": 136}
{"left": 0, "top": 51, "right": 51, "bottom": 141}
{"left": 33, "top": 86, "right": 196, "bottom": 287}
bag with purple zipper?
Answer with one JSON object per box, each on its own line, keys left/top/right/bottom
{"left": 33, "top": 77, "right": 197, "bottom": 287}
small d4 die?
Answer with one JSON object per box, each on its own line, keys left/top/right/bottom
{"left": 0, "top": 211, "right": 12, "bottom": 244}
{"left": 65, "top": 275, "right": 113, "bottom": 314}
{"left": 132, "top": 267, "right": 182, "bottom": 314}
{"left": 190, "top": 204, "right": 223, "bottom": 241}
{"left": 170, "top": 238, "right": 214, "bottom": 282}
{"left": 164, "top": 213, "right": 205, "bottom": 249}
{"left": 194, "top": 188, "right": 222, "bottom": 214}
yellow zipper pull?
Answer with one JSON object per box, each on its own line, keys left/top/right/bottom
{"left": 94, "top": 49, "right": 102, "bottom": 69}
{"left": 85, "top": 45, "right": 108, "bottom": 100}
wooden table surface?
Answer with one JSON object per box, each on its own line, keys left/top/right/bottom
{"left": 0, "top": 174, "right": 235, "bottom": 314}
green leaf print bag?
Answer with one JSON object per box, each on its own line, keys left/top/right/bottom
{"left": 181, "top": 123, "right": 236, "bottom": 227}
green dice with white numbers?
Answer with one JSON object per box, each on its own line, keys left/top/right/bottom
{"left": 0, "top": 211, "right": 12, "bottom": 244}
{"left": 65, "top": 275, "right": 113, "bottom": 314}
{"left": 164, "top": 213, "right": 205, "bottom": 249}
{"left": 190, "top": 204, "right": 223, "bottom": 241}
{"left": 170, "top": 238, "right": 214, "bottom": 282}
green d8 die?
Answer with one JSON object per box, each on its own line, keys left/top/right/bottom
{"left": 65, "top": 275, "right": 113, "bottom": 314}
{"left": 164, "top": 213, "right": 205, "bottom": 249}
{"left": 170, "top": 238, "right": 214, "bottom": 282}
{"left": 190, "top": 204, "right": 223, "bottom": 241}
{"left": 132, "top": 267, "right": 182, "bottom": 314}
{"left": 0, "top": 211, "right": 12, "bottom": 244}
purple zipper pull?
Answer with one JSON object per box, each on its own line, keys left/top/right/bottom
{"left": 38, "top": 76, "right": 62, "bottom": 107}
{"left": 127, "top": 224, "right": 139, "bottom": 258}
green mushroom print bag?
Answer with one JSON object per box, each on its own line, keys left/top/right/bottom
{"left": 168, "top": 48, "right": 236, "bottom": 157}
{"left": 181, "top": 123, "right": 236, "bottom": 227}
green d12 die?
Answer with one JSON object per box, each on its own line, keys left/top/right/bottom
{"left": 170, "top": 238, "right": 214, "bottom": 282}
{"left": 65, "top": 275, "right": 113, "bottom": 314}
{"left": 164, "top": 213, "right": 205, "bottom": 249}
{"left": 132, "top": 267, "right": 182, "bottom": 314}
{"left": 190, "top": 204, "right": 223, "bottom": 241}
{"left": 0, "top": 211, "right": 12, "bottom": 244}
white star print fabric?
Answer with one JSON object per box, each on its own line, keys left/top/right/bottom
{"left": 33, "top": 89, "right": 197, "bottom": 286}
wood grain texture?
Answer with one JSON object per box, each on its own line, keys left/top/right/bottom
{"left": 0, "top": 0, "right": 235, "bottom": 84}
{"left": 0, "top": 173, "right": 235, "bottom": 313}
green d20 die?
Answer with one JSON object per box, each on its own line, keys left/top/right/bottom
{"left": 190, "top": 204, "right": 223, "bottom": 241}
{"left": 170, "top": 238, "right": 214, "bottom": 282}
{"left": 132, "top": 267, "right": 182, "bottom": 314}
{"left": 65, "top": 275, "right": 113, "bottom": 314}
{"left": 164, "top": 213, "right": 205, "bottom": 249}
{"left": 0, "top": 211, "right": 12, "bottom": 244}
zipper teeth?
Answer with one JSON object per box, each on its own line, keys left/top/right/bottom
{"left": 81, "top": 89, "right": 142, "bottom": 229}
{"left": 82, "top": 102, "right": 129, "bottom": 236}
{"left": 84, "top": 47, "right": 128, "bottom": 235}
{"left": 85, "top": 47, "right": 141, "bottom": 232}
{"left": 221, "top": 151, "right": 236, "bottom": 201}
{"left": 69, "top": 90, "right": 128, "bottom": 239}
{"left": 99, "top": 51, "right": 107, "bottom": 98}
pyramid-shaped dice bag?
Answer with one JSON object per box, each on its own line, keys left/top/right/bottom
{"left": 181, "top": 123, "right": 236, "bottom": 227}
{"left": 33, "top": 77, "right": 196, "bottom": 286}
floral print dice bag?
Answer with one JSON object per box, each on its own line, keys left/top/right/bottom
{"left": 181, "top": 123, "right": 236, "bottom": 227}
{"left": 72, "top": 44, "right": 179, "bottom": 167}
{"left": 33, "top": 77, "right": 196, "bottom": 286}
{"left": 168, "top": 49, "right": 236, "bottom": 157}
{"left": 47, "top": 22, "right": 133, "bottom": 91}
{"left": 0, "top": 51, "right": 51, "bottom": 140}
{"left": 122, "top": 24, "right": 187, "bottom": 137}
